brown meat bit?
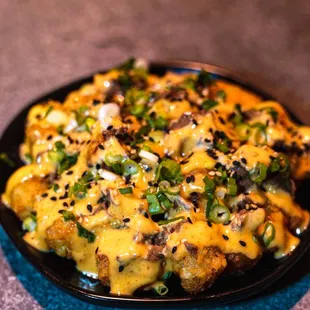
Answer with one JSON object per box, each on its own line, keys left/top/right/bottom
{"left": 10, "top": 176, "right": 48, "bottom": 220}
{"left": 172, "top": 246, "right": 227, "bottom": 294}
{"left": 289, "top": 216, "right": 303, "bottom": 231}
{"left": 184, "top": 242, "right": 198, "bottom": 256}
{"left": 46, "top": 218, "right": 76, "bottom": 258}
{"left": 146, "top": 246, "right": 164, "bottom": 262}
{"left": 225, "top": 253, "right": 261, "bottom": 275}
{"left": 169, "top": 114, "right": 192, "bottom": 131}
{"left": 96, "top": 253, "right": 110, "bottom": 286}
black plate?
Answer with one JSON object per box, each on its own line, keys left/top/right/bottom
{"left": 0, "top": 61, "right": 309, "bottom": 307}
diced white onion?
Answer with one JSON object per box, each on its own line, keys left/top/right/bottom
{"left": 64, "top": 119, "right": 78, "bottom": 133}
{"left": 98, "top": 103, "right": 120, "bottom": 129}
{"left": 134, "top": 58, "right": 149, "bottom": 70}
{"left": 98, "top": 169, "right": 119, "bottom": 181}
{"left": 138, "top": 149, "right": 159, "bottom": 163}
{"left": 46, "top": 110, "right": 68, "bottom": 125}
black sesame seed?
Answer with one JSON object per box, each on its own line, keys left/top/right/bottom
{"left": 58, "top": 210, "right": 65, "bottom": 214}
{"left": 222, "top": 234, "right": 229, "bottom": 240}
{"left": 239, "top": 240, "right": 247, "bottom": 247}
{"left": 144, "top": 212, "right": 149, "bottom": 219}
{"left": 219, "top": 117, "right": 226, "bottom": 125}
{"left": 93, "top": 99, "right": 101, "bottom": 106}
{"left": 123, "top": 218, "right": 130, "bottom": 223}
{"left": 207, "top": 221, "right": 212, "bottom": 227}
{"left": 191, "top": 175, "right": 195, "bottom": 182}
{"left": 87, "top": 184, "right": 92, "bottom": 189}
{"left": 172, "top": 246, "right": 177, "bottom": 254}
{"left": 187, "top": 217, "right": 193, "bottom": 224}
{"left": 65, "top": 184, "right": 69, "bottom": 190}
{"left": 98, "top": 145, "right": 104, "bottom": 150}
{"left": 88, "top": 164, "right": 94, "bottom": 168}
{"left": 233, "top": 161, "right": 240, "bottom": 166}
{"left": 192, "top": 119, "right": 198, "bottom": 126}
{"left": 82, "top": 171, "right": 87, "bottom": 177}
{"left": 68, "top": 136, "right": 74, "bottom": 144}
{"left": 204, "top": 138, "right": 211, "bottom": 143}
{"left": 87, "top": 140, "right": 91, "bottom": 144}
{"left": 157, "top": 253, "right": 165, "bottom": 259}
{"left": 47, "top": 135, "right": 53, "bottom": 140}
{"left": 241, "top": 158, "right": 247, "bottom": 164}
{"left": 70, "top": 200, "right": 75, "bottom": 206}
{"left": 186, "top": 176, "right": 192, "bottom": 183}
{"left": 63, "top": 202, "right": 68, "bottom": 207}
{"left": 107, "top": 125, "right": 113, "bottom": 130}
{"left": 87, "top": 204, "right": 93, "bottom": 212}
{"left": 119, "top": 265, "right": 124, "bottom": 272}
{"left": 170, "top": 228, "right": 175, "bottom": 234}
{"left": 50, "top": 196, "right": 57, "bottom": 201}
{"left": 41, "top": 193, "right": 48, "bottom": 198}
{"left": 66, "top": 170, "right": 73, "bottom": 175}
{"left": 96, "top": 163, "right": 101, "bottom": 170}
{"left": 95, "top": 247, "right": 99, "bottom": 254}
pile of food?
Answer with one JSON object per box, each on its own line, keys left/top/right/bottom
{"left": 2, "top": 58, "right": 309, "bottom": 296}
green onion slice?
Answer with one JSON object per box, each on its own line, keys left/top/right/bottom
{"left": 261, "top": 222, "right": 275, "bottom": 247}
{"left": 158, "top": 216, "right": 185, "bottom": 226}
{"left": 227, "top": 177, "right": 237, "bottom": 196}
{"left": 208, "top": 204, "right": 231, "bottom": 224}
{"left": 119, "top": 187, "right": 133, "bottom": 195}
{"left": 235, "top": 123, "right": 251, "bottom": 141}
{"left": 153, "top": 283, "right": 169, "bottom": 296}
{"left": 22, "top": 214, "right": 37, "bottom": 232}
{"left": 147, "top": 194, "right": 164, "bottom": 215}
{"left": 250, "top": 162, "right": 268, "bottom": 183}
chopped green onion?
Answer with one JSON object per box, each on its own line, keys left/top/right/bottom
{"left": 104, "top": 153, "right": 123, "bottom": 166}
{"left": 62, "top": 211, "right": 76, "bottom": 222}
{"left": 158, "top": 217, "right": 184, "bottom": 226}
{"left": 208, "top": 204, "right": 231, "bottom": 224}
{"left": 261, "top": 222, "right": 275, "bottom": 247}
{"left": 147, "top": 194, "right": 164, "bottom": 215}
{"left": 53, "top": 184, "right": 60, "bottom": 192}
{"left": 215, "top": 140, "right": 230, "bottom": 153}
{"left": 216, "top": 90, "right": 227, "bottom": 101}
{"left": 118, "top": 58, "right": 135, "bottom": 71}
{"left": 119, "top": 187, "right": 133, "bottom": 195}
{"left": 25, "top": 153, "right": 33, "bottom": 163}
{"left": 123, "top": 159, "right": 140, "bottom": 176}
{"left": 252, "top": 123, "right": 267, "bottom": 145}
{"left": 0, "top": 152, "right": 15, "bottom": 167}
{"left": 156, "top": 191, "right": 173, "bottom": 209}
{"left": 232, "top": 104, "right": 243, "bottom": 125}
{"left": 69, "top": 182, "right": 87, "bottom": 199}
{"left": 227, "top": 177, "right": 237, "bottom": 196}
{"left": 196, "top": 69, "right": 214, "bottom": 88}
{"left": 165, "top": 186, "right": 180, "bottom": 196}
{"left": 264, "top": 107, "right": 278, "bottom": 122}
{"left": 76, "top": 222, "right": 96, "bottom": 243}
{"left": 22, "top": 214, "right": 37, "bottom": 232}
{"left": 182, "top": 77, "right": 195, "bottom": 90}
{"left": 161, "top": 271, "right": 173, "bottom": 281}
{"left": 249, "top": 162, "right": 268, "bottom": 183}
{"left": 202, "top": 99, "right": 218, "bottom": 111}
{"left": 44, "top": 106, "right": 53, "bottom": 118}
{"left": 153, "top": 283, "right": 169, "bottom": 296}
{"left": 155, "top": 159, "right": 184, "bottom": 185}
{"left": 203, "top": 176, "right": 216, "bottom": 193}
{"left": 235, "top": 123, "right": 251, "bottom": 141}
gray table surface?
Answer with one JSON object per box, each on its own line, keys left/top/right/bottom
{"left": 0, "top": 1, "right": 309, "bottom": 309}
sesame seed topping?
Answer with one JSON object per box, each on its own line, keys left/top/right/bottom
{"left": 119, "top": 265, "right": 124, "bottom": 272}
{"left": 50, "top": 196, "right": 57, "bottom": 201}
{"left": 233, "top": 161, "right": 240, "bottom": 166}
{"left": 65, "top": 184, "right": 69, "bottom": 190}
{"left": 98, "top": 145, "right": 104, "bottom": 150}
{"left": 41, "top": 193, "right": 48, "bottom": 198}
{"left": 63, "top": 202, "right": 68, "bottom": 207}
{"left": 70, "top": 200, "right": 75, "bottom": 206}
{"left": 186, "top": 176, "right": 192, "bottom": 183}
{"left": 241, "top": 158, "right": 247, "bottom": 164}
{"left": 172, "top": 246, "right": 177, "bottom": 254}
{"left": 187, "top": 217, "right": 193, "bottom": 224}
{"left": 239, "top": 240, "right": 247, "bottom": 247}
{"left": 123, "top": 218, "right": 130, "bottom": 223}
{"left": 87, "top": 204, "right": 93, "bottom": 212}
{"left": 66, "top": 170, "right": 73, "bottom": 175}
{"left": 207, "top": 221, "right": 212, "bottom": 227}
{"left": 222, "top": 234, "right": 229, "bottom": 240}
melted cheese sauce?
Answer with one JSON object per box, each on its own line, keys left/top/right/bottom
{"left": 2, "top": 61, "right": 309, "bottom": 296}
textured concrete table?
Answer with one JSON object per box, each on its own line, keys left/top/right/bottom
{"left": 1, "top": 1, "right": 309, "bottom": 309}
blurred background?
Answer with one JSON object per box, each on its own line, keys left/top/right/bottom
{"left": 0, "top": 1, "right": 309, "bottom": 309}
